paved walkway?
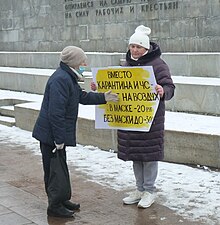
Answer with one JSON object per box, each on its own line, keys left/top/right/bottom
{"left": 0, "top": 141, "right": 206, "bottom": 225}
{"left": 0, "top": 181, "right": 47, "bottom": 225}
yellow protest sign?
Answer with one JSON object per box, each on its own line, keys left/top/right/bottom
{"left": 92, "top": 66, "right": 159, "bottom": 131}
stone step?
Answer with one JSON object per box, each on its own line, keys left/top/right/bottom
{"left": 0, "top": 52, "right": 220, "bottom": 78}
{"left": 1, "top": 67, "right": 220, "bottom": 115}
{"left": 164, "top": 111, "right": 220, "bottom": 168}
{"left": 0, "top": 67, "right": 53, "bottom": 94}
{"left": 78, "top": 105, "right": 220, "bottom": 169}
{"left": 77, "top": 105, "right": 220, "bottom": 168}
{"left": 166, "top": 76, "right": 220, "bottom": 116}
{"left": 0, "top": 52, "right": 125, "bottom": 70}
{"left": 0, "top": 105, "right": 15, "bottom": 117}
{"left": 12, "top": 101, "right": 220, "bottom": 168}
{"left": 0, "top": 67, "right": 83, "bottom": 94}
{"left": 0, "top": 115, "right": 15, "bottom": 127}
{"left": 83, "top": 74, "right": 220, "bottom": 116}
{"left": 0, "top": 89, "right": 219, "bottom": 168}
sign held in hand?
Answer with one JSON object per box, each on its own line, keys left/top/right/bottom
{"left": 92, "top": 66, "right": 159, "bottom": 132}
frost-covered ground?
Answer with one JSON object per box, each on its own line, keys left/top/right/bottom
{"left": 0, "top": 89, "right": 220, "bottom": 225}
{"left": 0, "top": 125, "right": 219, "bottom": 225}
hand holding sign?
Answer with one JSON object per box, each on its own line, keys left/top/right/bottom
{"left": 155, "top": 84, "right": 164, "bottom": 98}
{"left": 104, "top": 90, "right": 119, "bottom": 102}
{"left": 92, "top": 66, "right": 159, "bottom": 132}
{"left": 91, "top": 81, "right": 97, "bottom": 91}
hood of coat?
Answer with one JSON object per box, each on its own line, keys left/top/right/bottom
{"left": 126, "top": 42, "right": 162, "bottom": 66}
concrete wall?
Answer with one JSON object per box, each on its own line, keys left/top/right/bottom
{"left": 0, "top": 71, "right": 49, "bottom": 94}
{"left": 14, "top": 104, "right": 40, "bottom": 131}
{"left": 0, "top": 0, "right": 220, "bottom": 52}
{"left": 0, "top": 52, "right": 125, "bottom": 69}
{"left": 1, "top": 52, "right": 220, "bottom": 115}
{"left": 1, "top": 51, "right": 220, "bottom": 168}
{"left": 164, "top": 131, "right": 220, "bottom": 168}
{"left": 13, "top": 104, "right": 220, "bottom": 168}
{"left": 0, "top": 52, "right": 220, "bottom": 77}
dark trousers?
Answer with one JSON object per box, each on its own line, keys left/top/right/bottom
{"left": 40, "top": 142, "right": 66, "bottom": 194}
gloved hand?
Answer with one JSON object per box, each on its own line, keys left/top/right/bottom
{"left": 55, "top": 143, "right": 64, "bottom": 150}
{"left": 104, "top": 91, "right": 119, "bottom": 102}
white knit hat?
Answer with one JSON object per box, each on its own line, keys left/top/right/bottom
{"left": 60, "top": 46, "right": 87, "bottom": 68}
{"left": 129, "top": 25, "right": 151, "bottom": 49}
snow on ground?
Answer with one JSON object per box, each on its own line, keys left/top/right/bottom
{"left": 0, "top": 89, "right": 220, "bottom": 225}
{"left": 0, "top": 66, "right": 55, "bottom": 76}
{"left": 0, "top": 89, "right": 43, "bottom": 102}
{"left": 0, "top": 124, "right": 219, "bottom": 225}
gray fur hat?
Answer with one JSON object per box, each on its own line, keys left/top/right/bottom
{"left": 60, "top": 46, "right": 87, "bottom": 68}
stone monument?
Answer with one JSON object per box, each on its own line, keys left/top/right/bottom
{"left": 0, "top": 0, "right": 220, "bottom": 51}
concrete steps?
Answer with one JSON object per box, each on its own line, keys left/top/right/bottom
{"left": 0, "top": 106, "right": 15, "bottom": 127}
{"left": 0, "top": 88, "right": 219, "bottom": 168}
{"left": 0, "top": 115, "right": 15, "bottom": 127}
{"left": 1, "top": 67, "right": 220, "bottom": 116}
{"left": 0, "top": 105, "right": 15, "bottom": 117}
{"left": 76, "top": 105, "right": 220, "bottom": 168}
{"left": 0, "top": 67, "right": 53, "bottom": 94}
{"left": 0, "top": 104, "right": 15, "bottom": 127}
{"left": 0, "top": 52, "right": 125, "bottom": 70}
{"left": 83, "top": 74, "right": 220, "bottom": 116}
{"left": 166, "top": 76, "right": 220, "bottom": 116}
{"left": 0, "top": 67, "right": 85, "bottom": 94}
{"left": 0, "top": 52, "right": 220, "bottom": 78}
{"left": 0, "top": 52, "right": 220, "bottom": 168}
{"left": 0, "top": 98, "right": 30, "bottom": 127}
{"left": 6, "top": 98, "right": 219, "bottom": 168}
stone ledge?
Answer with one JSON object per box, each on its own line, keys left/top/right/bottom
{"left": 166, "top": 76, "right": 220, "bottom": 116}
{"left": 0, "top": 52, "right": 220, "bottom": 77}
{"left": 13, "top": 103, "right": 220, "bottom": 169}
{"left": 1, "top": 68, "right": 220, "bottom": 115}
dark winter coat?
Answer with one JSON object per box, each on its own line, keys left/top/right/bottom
{"left": 32, "top": 62, "right": 106, "bottom": 146}
{"left": 117, "top": 42, "right": 175, "bottom": 162}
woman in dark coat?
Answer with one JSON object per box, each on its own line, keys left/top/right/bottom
{"left": 119, "top": 25, "right": 175, "bottom": 208}
{"left": 32, "top": 46, "right": 118, "bottom": 218}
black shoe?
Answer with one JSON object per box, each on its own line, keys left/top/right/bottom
{"left": 63, "top": 200, "right": 80, "bottom": 211}
{"left": 47, "top": 205, "right": 74, "bottom": 218}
